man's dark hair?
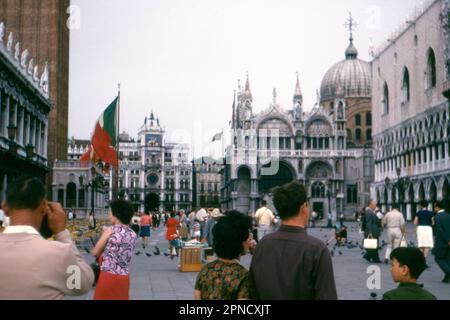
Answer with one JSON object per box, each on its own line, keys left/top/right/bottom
{"left": 170, "top": 212, "right": 176, "bottom": 218}
{"left": 273, "top": 181, "right": 307, "bottom": 220}
{"left": 261, "top": 200, "right": 267, "bottom": 206}
{"left": 390, "top": 247, "right": 427, "bottom": 280}
{"left": 434, "top": 201, "right": 446, "bottom": 211}
{"left": 0, "top": 220, "right": 3, "bottom": 227}
{"left": 6, "top": 176, "right": 46, "bottom": 210}
{"left": 213, "top": 210, "right": 252, "bottom": 260}
{"left": 419, "top": 200, "right": 428, "bottom": 208}
{"left": 110, "top": 199, "right": 135, "bottom": 225}
{"left": 391, "top": 203, "right": 400, "bottom": 210}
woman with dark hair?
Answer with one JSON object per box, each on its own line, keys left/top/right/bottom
{"left": 194, "top": 211, "right": 256, "bottom": 300}
{"left": 414, "top": 200, "right": 434, "bottom": 258}
{"left": 92, "top": 199, "right": 137, "bottom": 300}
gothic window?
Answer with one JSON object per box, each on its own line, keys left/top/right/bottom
{"left": 355, "top": 114, "right": 361, "bottom": 126}
{"left": 366, "top": 129, "right": 372, "bottom": 141}
{"left": 337, "top": 102, "right": 344, "bottom": 120}
{"left": 401, "top": 67, "right": 410, "bottom": 103}
{"left": 311, "top": 182, "right": 325, "bottom": 198}
{"left": 355, "top": 128, "right": 362, "bottom": 141}
{"left": 382, "top": 82, "right": 390, "bottom": 114}
{"left": 426, "top": 48, "right": 437, "bottom": 89}
{"left": 366, "top": 112, "right": 372, "bottom": 126}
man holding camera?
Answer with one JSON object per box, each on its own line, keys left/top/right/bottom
{"left": 0, "top": 176, "right": 94, "bottom": 299}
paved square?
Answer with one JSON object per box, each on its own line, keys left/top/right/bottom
{"left": 69, "top": 222, "right": 450, "bottom": 300}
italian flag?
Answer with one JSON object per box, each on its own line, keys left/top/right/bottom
{"left": 80, "top": 97, "right": 119, "bottom": 167}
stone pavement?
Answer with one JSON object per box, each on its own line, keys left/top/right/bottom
{"left": 69, "top": 222, "right": 450, "bottom": 300}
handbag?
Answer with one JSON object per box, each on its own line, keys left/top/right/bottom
{"left": 400, "top": 234, "right": 408, "bottom": 248}
{"left": 363, "top": 236, "right": 378, "bottom": 250}
{"left": 91, "top": 261, "right": 100, "bottom": 286}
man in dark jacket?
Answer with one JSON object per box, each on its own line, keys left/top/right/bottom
{"left": 249, "top": 181, "right": 337, "bottom": 300}
{"left": 433, "top": 201, "right": 450, "bottom": 283}
{"left": 362, "top": 200, "right": 382, "bottom": 263}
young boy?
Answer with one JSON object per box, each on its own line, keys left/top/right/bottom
{"left": 383, "top": 247, "right": 437, "bottom": 300}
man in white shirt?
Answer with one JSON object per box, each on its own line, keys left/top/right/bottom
{"left": 255, "top": 200, "right": 275, "bottom": 241}
{"left": 382, "top": 204, "right": 406, "bottom": 264}
{"left": 0, "top": 176, "right": 94, "bottom": 299}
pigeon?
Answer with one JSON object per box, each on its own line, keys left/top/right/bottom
{"left": 355, "top": 241, "right": 359, "bottom": 246}
{"left": 330, "top": 250, "right": 334, "bottom": 257}
{"left": 338, "top": 251, "right": 343, "bottom": 255}
{"left": 361, "top": 251, "right": 365, "bottom": 255}
{"left": 135, "top": 251, "right": 141, "bottom": 256}
{"left": 153, "top": 246, "right": 161, "bottom": 255}
{"left": 146, "top": 253, "right": 152, "bottom": 257}
{"left": 370, "top": 292, "right": 378, "bottom": 299}
{"left": 319, "top": 229, "right": 323, "bottom": 232}
{"left": 84, "top": 248, "right": 91, "bottom": 255}
{"left": 409, "top": 241, "right": 415, "bottom": 247}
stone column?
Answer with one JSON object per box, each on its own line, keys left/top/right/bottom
{"left": 406, "top": 203, "right": 412, "bottom": 221}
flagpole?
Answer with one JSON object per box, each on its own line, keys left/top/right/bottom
{"left": 114, "top": 83, "right": 121, "bottom": 200}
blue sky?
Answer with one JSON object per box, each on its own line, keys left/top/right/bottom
{"left": 69, "top": 0, "right": 424, "bottom": 156}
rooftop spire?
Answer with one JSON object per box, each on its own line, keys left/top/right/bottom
{"left": 273, "top": 88, "right": 277, "bottom": 105}
{"left": 294, "top": 72, "right": 302, "bottom": 97}
{"left": 243, "top": 71, "right": 253, "bottom": 101}
{"left": 344, "top": 12, "right": 359, "bottom": 59}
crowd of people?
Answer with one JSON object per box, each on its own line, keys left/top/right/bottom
{"left": 0, "top": 176, "right": 449, "bottom": 300}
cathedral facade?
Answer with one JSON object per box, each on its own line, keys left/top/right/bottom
{"left": 221, "top": 28, "right": 374, "bottom": 219}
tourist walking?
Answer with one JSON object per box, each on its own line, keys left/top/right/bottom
{"left": 254, "top": 200, "right": 275, "bottom": 241}
{"left": 202, "top": 208, "right": 223, "bottom": 246}
{"left": 414, "top": 200, "right": 434, "bottom": 258}
{"left": 139, "top": 212, "right": 152, "bottom": 250}
{"left": 92, "top": 199, "right": 137, "bottom": 300}
{"left": 196, "top": 208, "right": 208, "bottom": 239}
{"left": 250, "top": 181, "right": 337, "bottom": 300}
{"left": 195, "top": 211, "right": 255, "bottom": 300}
{"left": 382, "top": 204, "right": 406, "bottom": 264}
{"left": 0, "top": 176, "right": 94, "bottom": 299}
{"left": 165, "top": 212, "right": 181, "bottom": 258}
{"left": 433, "top": 201, "right": 450, "bottom": 283}
{"left": 362, "top": 200, "right": 382, "bottom": 263}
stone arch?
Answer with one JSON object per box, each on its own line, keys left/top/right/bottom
{"left": 258, "top": 161, "right": 295, "bottom": 193}
{"left": 305, "top": 161, "right": 333, "bottom": 180}
{"left": 429, "top": 179, "right": 437, "bottom": 204}
{"left": 66, "top": 182, "right": 77, "bottom": 208}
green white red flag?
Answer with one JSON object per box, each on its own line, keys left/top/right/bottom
{"left": 80, "top": 97, "right": 119, "bottom": 167}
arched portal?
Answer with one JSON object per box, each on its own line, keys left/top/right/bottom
{"left": 259, "top": 161, "right": 295, "bottom": 193}
{"left": 66, "top": 182, "right": 77, "bottom": 208}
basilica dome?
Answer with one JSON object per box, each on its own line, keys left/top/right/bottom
{"left": 320, "top": 41, "right": 372, "bottom": 103}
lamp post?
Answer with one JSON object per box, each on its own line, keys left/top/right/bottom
{"left": 326, "top": 181, "right": 334, "bottom": 228}
{"left": 78, "top": 167, "right": 104, "bottom": 219}
{"left": 396, "top": 167, "right": 410, "bottom": 218}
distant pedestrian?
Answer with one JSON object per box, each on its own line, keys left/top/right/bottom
{"left": 382, "top": 204, "right": 406, "bottom": 264}
{"left": 254, "top": 200, "right": 275, "bottom": 241}
{"left": 362, "top": 200, "right": 382, "bottom": 263}
{"left": 250, "top": 181, "right": 337, "bottom": 300}
{"left": 382, "top": 247, "right": 436, "bottom": 300}
{"left": 433, "top": 201, "right": 450, "bottom": 283}
{"left": 139, "top": 212, "right": 152, "bottom": 250}
{"left": 195, "top": 211, "right": 255, "bottom": 300}
{"left": 88, "top": 212, "right": 97, "bottom": 231}
{"left": 414, "top": 200, "right": 434, "bottom": 258}
{"left": 191, "top": 219, "right": 201, "bottom": 241}
{"left": 165, "top": 212, "right": 180, "bottom": 257}
{"left": 202, "top": 208, "right": 223, "bottom": 246}
{"left": 92, "top": 199, "right": 137, "bottom": 300}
